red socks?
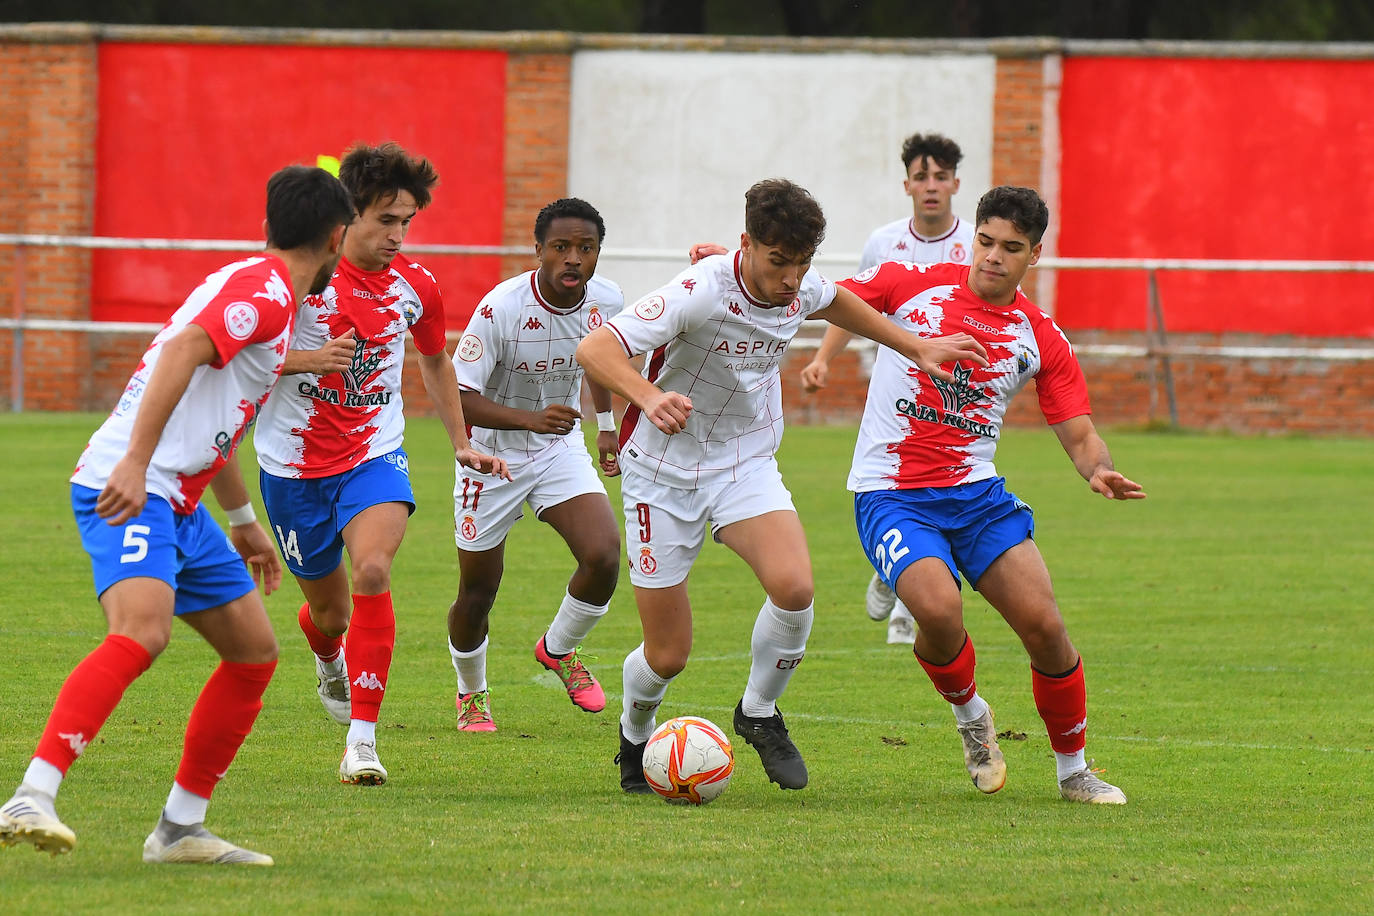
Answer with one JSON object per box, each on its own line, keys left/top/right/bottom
{"left": 175, "top": 660, "right": 277, "bottom": 798}
{"left": 34, "top": 634, "right": 152, "bottom": 773}
{"left": 1032, "top": 658, "right": 1088, "bottom": 754}
{"left": 915, "top": 634, "right": 978, "bottom": 706}
{"left": 344, "top": 592, "right": 395, "bottom": 723}
{"left": 298, "top": 602, "right": 343, "bottom": 661}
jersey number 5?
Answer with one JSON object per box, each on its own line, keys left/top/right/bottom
{"left": 120, "top": 524, "right": 152, "bottom": 564}
{"left": 873, "top": 528, "right": 910, "bottom": 579}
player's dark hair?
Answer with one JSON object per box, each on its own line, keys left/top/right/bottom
{"left": 534, "top": 197, "right": 606, "bottom": 244}
{"left": 901, "top": 133, "right": 963, "bottom": 172}
{"left": 975, "top": 186, "right": 1050, "bottom": 245}
{"left": 264, "top": 166, "right": 354, "bottom": 251}
{"left": 338, "top": 141, "right": 439, "bottom": 214}
{"left": 743, "top": 179, "right": 826, "bottom": 260}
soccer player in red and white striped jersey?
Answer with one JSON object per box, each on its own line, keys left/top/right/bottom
{"left": 0, "top": 166, "right": 354, "bottom": 864}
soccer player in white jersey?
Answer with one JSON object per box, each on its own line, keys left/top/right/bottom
{"left": 255, "top": 143, "right": 506, "bottom": 786}
{"left": 0, "top": 166, "right": 354, "bottom": 864}
{"left": 801, "top": 133, "right": 974, "bottom": 646}
{"left": 575, "top": 179, "right": 988, "bottom": 794}
{"left": 840, "top": 186, "right": 1144, "bottom": 804}
{"left": 446, "top": 198, "right": 624, "bottom": 731}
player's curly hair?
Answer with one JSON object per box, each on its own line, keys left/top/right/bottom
{"left": 901, "top": 133, "right": 963, "bottom": 172}
{"left": 534, "top": 198, "right": 606, "bottom": 244}
{"left": 338, "top": 141, "right": 438, "bottom": 214}
{"left": 744, "top": 179, "right": 826, "bottom": 260}
{"left": 975, "top": 186, "right": 1050, "bottom": 245}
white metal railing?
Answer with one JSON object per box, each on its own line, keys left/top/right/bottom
{"left": 6, "top": 234, "right": 1374, "bottom": 419}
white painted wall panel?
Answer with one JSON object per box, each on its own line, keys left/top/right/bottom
{"left": 569, "top": 50, "right": 997, "bottom": 301}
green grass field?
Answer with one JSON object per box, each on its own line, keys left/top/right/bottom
{"left": 1, "top": 413, "right": 1370, "bottom": 913}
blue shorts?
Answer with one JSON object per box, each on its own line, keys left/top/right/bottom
{"left": 72, "top": 484, "right": 256, "bottom": 616}
{"left": 853, "top": 477, "right": 1035, "bottom": 590}
{"left": 259, "top": 449, "right": 416, "bottom": 579}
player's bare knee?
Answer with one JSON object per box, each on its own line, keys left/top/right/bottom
{"left": 644, "top": 645, "right": 688, "bottom": 679}
{"left": 350, "top": 556, "right": 393, "bottom": 595}
{"left": 768, "top": 579, "right": 814, "bottom": 612}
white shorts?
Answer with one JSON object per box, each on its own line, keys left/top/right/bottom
{"left": 454, "top": 444, "right": 607, "bottom": 552}
{"left": 620, "top": 459, "right": 795, "bottom": 588}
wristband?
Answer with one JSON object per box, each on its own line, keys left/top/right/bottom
{"left": 225, "top": 504, "right": 257, "bottom": 527}
{"left": 596, "top": 410, "right": 616, "bottom": 433}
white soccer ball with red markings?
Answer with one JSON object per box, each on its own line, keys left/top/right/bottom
{"left": 642, "top": 715, "right": 735, "bottom": 805}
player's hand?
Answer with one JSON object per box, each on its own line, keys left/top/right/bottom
{"left": 229, "top": 520, "right": 283, "bottom": 596}
{"left": 643, "top": 390, "right": 692, "bottom": 435}
{"left": 910, "top": 332, "right": 990, "bottom": 383}
{"left": 309, "top": 329, "right": 356, "bottom": 375}
{"left": 527, "top": 404, "right": 581, "bottom": 436}
{"left": 1090, "top": 468, "right": 1146, "bottom": 500}
{"left": 799, "top": 358, "right": 829, "bottom": 392}
{"left": 596, "top": 430, "right": 621, "bottom": 477}
{"left": 96, "top": 456, "right": 151, "bottom": 526}
{"left": 688, "top": 243, "right": 728, "bottom": 264}
{"left": 459, "top": 447, "right": 512, "bottom": 481}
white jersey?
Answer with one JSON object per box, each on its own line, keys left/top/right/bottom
{"left": 859, "top": 216, "right": 973, "bottom": 272}
{"left": 605, "top": 251, "right": 836, "bottom": 488}
{"left": 72, "top": 255, "right": 296, "bottom": 514}
{"left": 453, "top": 271, "right": 624, "bottom": 466}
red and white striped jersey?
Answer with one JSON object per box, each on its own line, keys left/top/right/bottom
{"left": 255, "top": 255, "right": 447, "bottom": 478}
{"left": 606, "top": 251, "right": 836, "bottom": 488}
{"left": 859, "top": 216, "right": 974, "bottom": 272}
{"left": 453, "top": 271, "right": 624, "bottom": 467}
{"left": 838, "top": 260, "right": 1090, "bottom": 491}
{"left": 72, "top": 255, "right": 296, "bottom": 514}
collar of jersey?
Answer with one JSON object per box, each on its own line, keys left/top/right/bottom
{"left": 908, "top": 216, "right": 960, "bottom": 244}
{"left": 529, "top": 271, "right": 587, "bottom": 314}
{"left": 732, "top": 250, "right": 774, "bottom": 309}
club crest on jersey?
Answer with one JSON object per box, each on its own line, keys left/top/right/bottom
{"left": 587, "top": 305, "right": 602, "bottom": 330}
{"left": 635, "top": 295, "right": 666, "bottom": 321}
{"left": 932, "top": 364, "right": 986, "bottom": 415}
{"left": 460, "top": 515, "right": 478, "bottom": 541}
{"left": 224, "top": 302, "right": 259, "bottom": 341}
{"left": 1015, "top": 344, "right": 1034, "bottom": 375}
{"left": 786, "top": 300, "right": 800, "bottom": 317}
{"left": 342, "top": 338, "right": 383, "bottom": 391}
{"left": 458, "top": 334, "right": 483, "bottom": 362}
{"left": 949, "top": 242, "right": 967, "bottom": 262}
{"left": 400, "top": 299, "right": 421, "bottom": 327}
{"left": 638, "top": 546, "right": 657, "bottom": 575}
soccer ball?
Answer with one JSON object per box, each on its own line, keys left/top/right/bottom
{"left": 642, "top": 716, "right": 735, "bottom": 805}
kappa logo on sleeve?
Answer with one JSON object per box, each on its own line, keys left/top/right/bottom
{"left": 635, "top": 296, "right": 666, "bottom": 321}
{"left": 224, "top": 302, "right": 260, "bottom": 340}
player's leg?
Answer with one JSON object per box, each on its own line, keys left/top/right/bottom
{"left": 974, "top": 539, "right": 1126, "bottom": 804}
{"left": 258, "top": 470, "right": 353, "bottom": 726}
{"left": 449, "top": 543, "right": 505, "bottom": 731}
{"left": 857, "top": 488, "right": 1005, "bottom": 793}
{"left": 713, "top": 466, "right": 813, "bottom": 790}
{"left": 537, "top": 488, "right": 621, "bottom": 713}
{"left": 616, "top": 471, "right": 702, "bottom": 794}
{"left": 1, "top": 488, "right": 172, "bottom": 856}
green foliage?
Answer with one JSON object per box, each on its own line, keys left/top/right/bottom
{"left": 0, "top": 414, "right": 1370, "bottom": 912}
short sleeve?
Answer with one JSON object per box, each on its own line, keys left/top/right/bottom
{"left": 189, "top": 264, "right": 293, "bottom": 368}
{"left": 407, "top": 263, "right": 448, "bottom": 356}
{"left": 604, "top": 263, "right": 714, "bottom": 358}
{"left": 1032, "top": 315, "right": 1092, "bottom": 424}
{"left": 452, "top": 290, "right": 503, "bottom": 391}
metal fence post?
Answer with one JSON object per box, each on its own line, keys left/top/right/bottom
{"left": 1147, "top": 268, "right": 1179, "bottom": 428}
{"left": 10, "top": 245, "right": 25, "bottom": 413}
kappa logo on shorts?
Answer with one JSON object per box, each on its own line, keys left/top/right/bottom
{"left": 637, "top": 546, "right": 657, "bottom": 575}
{"left": 383, "top": 452, "right": 409, "bottom": 472}
{"left": 460, "top": 514, "right": 477, "bottom": 541}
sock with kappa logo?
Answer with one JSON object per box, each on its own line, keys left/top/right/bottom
{"left": 344, "top": 592, "right": 395, "bottom": 724}
{"left": 33, "top": 634, "right": 152, "bottom": 776}
{"left": 174, "top": 659, "right": 277, "bottom": 797}
{"left": 1031, "top": 657, "right": 1088, "bottom": 755}
{"left": 916, "top": 632, "right": 990, "bottom": 724}
{"left": 741, "top": 598, "right": 812, "bottom": 718}
{"left": 298, "top": 602, "right": 343, "bottom": 663}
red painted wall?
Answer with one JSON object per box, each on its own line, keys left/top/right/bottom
{"left": 93, "top": 43, "right": 506, "bottom": 328}
{"left": 1057, "top": 57, "right": 1374, "bottom": 337}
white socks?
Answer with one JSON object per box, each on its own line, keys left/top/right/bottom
{"left": 952, "top": 692, "right": 991, "bottom": 725}
{"left": 544, "top": 591, "right": 608, "bottom": 657}
{"left": 21, "top": 758, "right": 62, "bottom": 799}
{"left": 163, "top": 781, "right": 209, "bottom": 826}
{"left": 620, "top": 644, "right": 672, "bottom": 743}
{"left": 347, "top": 719, "right": 376, "bottom": 746}
{"left": 1055, "top": 749, "right": 1088, "bottom": 782}
{"left": 450, "top": 636, "right": 488, "bottom": 695}
{"left": 741, "top": 599, "right": 813, "bottom": 718}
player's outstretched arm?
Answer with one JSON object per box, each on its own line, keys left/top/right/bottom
{"left": 210, "top": 453, "right": 282, "bottom": 596}
{"left": 97, "top": 324, "right": 219, "bottom": 526}
{"left": 576, "top": 327, "right": 692, "bottom": 436}
{"left": 281, "top": 328, "right": 355, "bottom": 376}
{"left": 420, "top": 351, "right": 511, "bottom": 480}
{"left": 812, "top": 286, "right": 988, "bottom": 383}
{"left": 1051, "top": 415, "right": 1146, "bottom": 500}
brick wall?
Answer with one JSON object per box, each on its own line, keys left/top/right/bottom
{"left": 991, "top": 55, "right": 1044, "bottom": 304}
